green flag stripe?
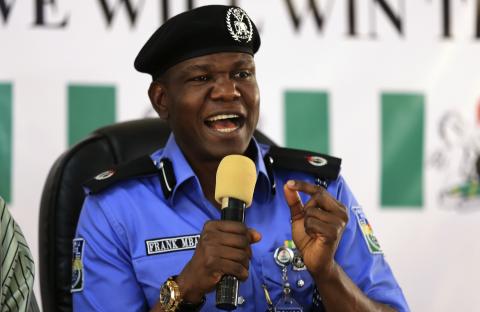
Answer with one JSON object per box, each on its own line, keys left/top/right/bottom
{"left": 68, "top": 85, "right": 116, "bottom": 146}
{"left": 381, "top": 93, "right": 424, "bottom": 208}
{"left": 0, "top": 83, "right": 12, "bottom": 203}
{"left": 285, "top": 91, "right": 329, "bottom": 154}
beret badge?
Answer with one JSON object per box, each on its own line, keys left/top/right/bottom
{"left": 226, "top": 7, "right": 253, "bottom": 43}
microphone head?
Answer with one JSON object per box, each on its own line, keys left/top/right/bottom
{"left": 215, "top": 155, "right": 257, "bottom": 207}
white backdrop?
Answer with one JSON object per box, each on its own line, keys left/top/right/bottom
{"left": 1, "top": 1, "right": 480, "bottom": 311}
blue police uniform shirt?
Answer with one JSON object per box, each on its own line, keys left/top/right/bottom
{"left": 72, "top": 134, "right": 409, "bottom": 311}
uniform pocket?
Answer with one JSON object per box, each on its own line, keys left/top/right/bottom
{"left": 133, "top": 251, "right": 194, "bottom": 307}
{"left": 134, "top": 251, "right": 192, "bottom": 285}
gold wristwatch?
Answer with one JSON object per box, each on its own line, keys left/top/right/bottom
{"left": 159, "top": 276, "right": 182, "bottom": 311}
{"left": 159, "top": 275, "right": 206, "bottom": 311}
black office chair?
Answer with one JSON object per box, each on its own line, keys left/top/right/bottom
{"left": 38, "top": 118, "right": 275, "bottom": 312}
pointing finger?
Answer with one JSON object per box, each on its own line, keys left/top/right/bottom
{"left": 287, "top": 180, "right": 347, "bottom": 219}
{"left": 284, "top": 180, "right": 304, "bottom": 222}
{"left": 286, "top": 179, "right": 324, "bottom": 196}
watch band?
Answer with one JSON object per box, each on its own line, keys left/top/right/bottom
{"left": 178, "top": 295, "right": 206, "bottom": 312}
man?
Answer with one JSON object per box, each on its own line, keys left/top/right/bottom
{"left": 73, "top": 5, "right": 409, "bottom": 311}
{"left": 1, "top": 196, "right": 36, "bottom": 312}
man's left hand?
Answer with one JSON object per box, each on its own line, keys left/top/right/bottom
{"left": 283, "top": 180, "right": 348, "bottom": 280}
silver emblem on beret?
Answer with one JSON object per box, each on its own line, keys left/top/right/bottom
{"left": 226, "top": 7, "right": 253, "bottom": 43}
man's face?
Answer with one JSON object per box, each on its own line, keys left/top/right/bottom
{"left": 151, "top": 52, "right": 260, "bottom": 162}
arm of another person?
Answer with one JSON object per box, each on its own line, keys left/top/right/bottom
{"left": 0, "top": 197, "right": 35, "bottom": 312}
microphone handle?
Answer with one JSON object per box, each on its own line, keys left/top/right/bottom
{"left": 216, "top": 198, "right": 246, "bottom": 311}
{"left": 220, "top": 198, "right": 245, "bottom": 222}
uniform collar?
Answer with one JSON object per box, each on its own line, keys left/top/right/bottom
{"left": 152, "top": 134, "right": 273, "bottom": 205}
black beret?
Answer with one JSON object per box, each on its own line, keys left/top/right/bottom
{"left": 134, "top": 5, "right": 261, "bottom": 79}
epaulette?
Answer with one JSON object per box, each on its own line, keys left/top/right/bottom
{"left": 264, "top": 146, "right": 342, "bottom": 190}
{"left": 84, "top": 155, "right": 176, "bottom": 199}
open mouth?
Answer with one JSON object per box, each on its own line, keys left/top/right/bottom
{"left": 204, "top": 114, "right": 245, "bottom": 133}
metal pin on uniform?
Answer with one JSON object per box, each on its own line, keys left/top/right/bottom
{"left": 262, "top": 284, "right": 274, "bottom": 312}
{"left": 273, "top": 245, "right": 303, "bottom": 311}
{"left": 274, "top": 246, "right": 294, "bottom": 267}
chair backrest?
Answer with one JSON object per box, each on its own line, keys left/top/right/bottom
{"left": 38, "top": 118, "right": 275, "bottom": 312}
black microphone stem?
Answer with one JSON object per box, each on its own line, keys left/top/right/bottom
{"left": 216, "top": 197, "right": 246, "bottom": 311}
{"left": 221, "top": 198, "right": 245, "bottom": 222}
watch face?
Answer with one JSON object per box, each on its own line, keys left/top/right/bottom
{"left": 160, "top": 285, "right": 172, "bottom": 305}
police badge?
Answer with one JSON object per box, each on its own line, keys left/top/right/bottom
{"left": 226, "top": 7, "right": 253, "bottom": 43}
{"left": 273, "top": 246, "right": 304, "bottom": 312}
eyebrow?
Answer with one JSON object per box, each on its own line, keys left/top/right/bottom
{"left": 180, "top": 59, "right": 255, "bottom": 74}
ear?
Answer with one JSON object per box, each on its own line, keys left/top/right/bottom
{"left": 148, "top": 81, "right": 169, "bottom": 120}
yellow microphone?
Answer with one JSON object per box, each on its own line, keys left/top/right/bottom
{"left": 214, "top": 155, "right": 257, "bottom": 311}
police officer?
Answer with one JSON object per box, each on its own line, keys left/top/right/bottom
{"left": 72, "top": 5, "right": 409, "bottom": 312}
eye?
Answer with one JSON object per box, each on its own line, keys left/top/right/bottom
{"left": 190, "top": 75, "right": 210, "bottom": 82}
{"left": 233, "top": 71, "right": 252, "bottom": 79}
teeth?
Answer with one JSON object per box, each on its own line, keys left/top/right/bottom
{"left": 215, "top": 127, "right": 239, "bottom": 133}
{"left": 207, "top": 114, "right": 239, "bottom": 122}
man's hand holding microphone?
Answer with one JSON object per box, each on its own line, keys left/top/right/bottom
{"left": 171, "top": 155, "right": 350, "bottom": 311}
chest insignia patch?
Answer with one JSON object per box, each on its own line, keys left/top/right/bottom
{"left": 71, "top": 238, "right": 85, "bottom": 292}
{"left": 352, "top": 206, "right": 383, "bottom": 254}
{"left": 145, "top": 234, "right": 200, "bottom": 256}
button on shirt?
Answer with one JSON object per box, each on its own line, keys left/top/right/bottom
{"left": 73, "top": 135, "right": 409, "bottom": 311}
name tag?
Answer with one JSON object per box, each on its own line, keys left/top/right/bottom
{"left": 145, "top": 234, "right": 200, "bottom": 256}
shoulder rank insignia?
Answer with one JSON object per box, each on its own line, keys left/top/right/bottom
{"left": 265, "top": 146, "right": 342, "bottom": 185}
{"left": 84, "top": 155, "right": 160, "bottom": 194}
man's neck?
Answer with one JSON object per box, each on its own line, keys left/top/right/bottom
{"left": 178, "top": 140, "right": 257, "bottom": 209}
{"left": 187, "top": 157, "right": 221, "bottom": 208}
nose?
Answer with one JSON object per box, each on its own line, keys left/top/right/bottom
{"left": 210, "top": 76, "right": 240, "bottom": 101}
